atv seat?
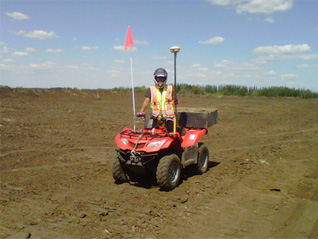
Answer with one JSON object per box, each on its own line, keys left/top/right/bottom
{"left": 177, "top": 126, "right": 187, "bottom": 136}
{"left": 144, "top": 118, "right": 153, "bottom": 129}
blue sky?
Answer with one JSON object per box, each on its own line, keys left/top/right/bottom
{"left": 1, "top": 0, "right": 318, "bottom": 90}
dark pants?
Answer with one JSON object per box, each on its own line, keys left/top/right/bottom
{"left": 165, "top": 120, "right": 173, "bottom": 132}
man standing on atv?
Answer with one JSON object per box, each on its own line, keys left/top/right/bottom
{"left": 137, "top": 68, "right": 177, "bottom": 132}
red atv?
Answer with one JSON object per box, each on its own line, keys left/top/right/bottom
{"left": 112, "top": 116, "right": 213, "bottom": 191}
{"left": 112, "top": 46, "right": 217, "bottom": 190}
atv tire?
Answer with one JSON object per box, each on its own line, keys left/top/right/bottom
{"left": 196, "top": 144, "right": 209, "bottom": 174}
{"left": 156, "top": 154, "right": 182, "bottom": 191}
{"left": 112, "top": 154, "right": 128, "bottom": 184}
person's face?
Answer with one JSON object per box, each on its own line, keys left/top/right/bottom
{"left": 156, "top": 77, "right": 166, "bottom": 83}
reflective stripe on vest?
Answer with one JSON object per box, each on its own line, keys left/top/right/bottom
{"left": 150, "top": 84, "right": 174, "bottom": 118}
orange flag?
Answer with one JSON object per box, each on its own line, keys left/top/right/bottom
{"left": 125, "top": 26, "right": 133, "bottom": 49}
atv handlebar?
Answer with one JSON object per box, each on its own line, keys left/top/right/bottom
{"left": 136, "top": 112, "right": 145, "bottom": 118}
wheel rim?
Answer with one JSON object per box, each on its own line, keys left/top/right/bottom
{"left": 199, "top": 150, "right": 208, "bottom": 170}
{"left": 169, "top": 162, "right": 180, "bottom": 184}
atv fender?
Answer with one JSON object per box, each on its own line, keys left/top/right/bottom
{"left": 181, "top": 128, "right": 207, "bottom": 148}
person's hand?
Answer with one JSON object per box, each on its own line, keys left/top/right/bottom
{"left": 174, "top": 99, "right": 179, "bottom": 105}
{"left": 136, "top": 112, "right": 145, "bottom": 118}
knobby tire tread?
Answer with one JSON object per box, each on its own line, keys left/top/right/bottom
{"left": 156, "top": 154, "right": 181, "bottom": 191}
{"left": 112, "top": 154, "right": 128, "bottom": 184}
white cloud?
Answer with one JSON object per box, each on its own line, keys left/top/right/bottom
{"left": 26, "top": 47, "right": 35, "bottom": 52}
{"left": 191, "top": 63, "right": 201, "bottom": 68}
{"left": 64, "top": 65, "right": 80, "bottom": 69}
{"left": 108, "top": 69, "right": 121, "bottom": 78}
{"left": 213, "top": 60, "right": 232, "bottom": 68}
{"left": 112, "top": 45, "right": 137, "bottom": 52}
{"left": 296, "top": 64, "right": 309, "bottom": 69}
{"left": 113, "top": 46, "right": 124, "bottom": 51}
{"left": 114, "top": 60, "right": 124, "bottom": 63}
{"left": 134, "top": 40, "right": 149, "bottom": 45}
{"left": 253, "top": 44, "right": 310, "bottom": 54}
{"left": 264, "top": 16, "right": 275, "bottom": 23}
{"left": 252, "top": 44, "right": 318, "bottom": 64}
{"left": 45, "top": 48, "right": 64, "bottom": 54}
{"left": 208, "top": 0, "right": 232, "bottom": 6}
{"left": 253, "top": 53, "right": 318, "bottom": 64}
{"left": 237, "top": 0, "right": 293, "bottom": 14}
{"left": 293, "top": 54, "right": 318, "bottom": 60}
{"left": 266, "top": 70, "right": 278, "bottom": 76}
{"left": 199, "top": 67, "right": 209, "bottom": 71}
{"left": 190, "top": 64, "right": 209, "bottom": 71}
{"left": 207, "top": 0, "right": 294, "bottom": 14}
{"left": 81, "top": 46, "right": 99, "bottom": 51}
{"left": 88, "top": 66, "right": 98, "bottom": 71}
{"left": 14, "top": 30, "right": 59, "bottom": 40}
{"left": 233, "top": 62, "right": 261, "bottom": 71}
{"left": 165, "top": 60, "right": 174, "bottom": 66}
{"left": 29, "top": 62, "right": 56, "bottom": 70}
{"left": 152, "top": 56, "right": 167, "bottom": 60}
{"left": 0, "top": 46, "right": 9, "bottom": 54}
{"left": 0, "top": 63, "right": 9, "bottom": 70}
{"left": 2, "top": 59, "right": 14, "bottom": 63}
{"left": 199, "top": 36, "right": 225, "bottom": 45}
{"left": 5, "top": 12, "right": 29, "bottom": 20}
{"left": 296, "top": 63, "right": 318, "bottom": 69}
{"left": 13, "top": 51, "right": 29, "bottom": 57}
{"left": 280, "top": 73, "right": 297, "bottom": 79}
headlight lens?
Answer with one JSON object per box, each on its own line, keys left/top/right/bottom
{"left": 120, "top": 138, "right": 128, "bottom": 145}
{"left": 147, "top": 140, "right": 163, "bottom": 148}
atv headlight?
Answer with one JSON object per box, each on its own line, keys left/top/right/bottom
{"left": 120, "top": 138, "right": 128, "bottom": 145}
{"left": 147, "top": 140, "right": 163, "bottom": 148}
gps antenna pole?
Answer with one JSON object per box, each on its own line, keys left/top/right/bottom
{"left": 170, "top": 46, "right": 180, "bottom": 135}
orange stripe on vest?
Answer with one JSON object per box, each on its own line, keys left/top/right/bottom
{"left": 150, "top": 85, "right": 174, "bottom": 118}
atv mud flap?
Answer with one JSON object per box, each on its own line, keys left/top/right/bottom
{"left": 182, "top": 143, "right": 199, "bottom": 167}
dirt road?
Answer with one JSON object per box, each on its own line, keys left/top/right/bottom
{"left": 1, "top": 87, "right": 317, "bottom": 238}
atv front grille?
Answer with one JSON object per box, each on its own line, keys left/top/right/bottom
{"left": 128, "top": 142, "right": 146, "bottom": 149}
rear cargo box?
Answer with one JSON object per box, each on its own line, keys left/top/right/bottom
{"left": 177, "top": 108, "right": 218, "bottom": 129}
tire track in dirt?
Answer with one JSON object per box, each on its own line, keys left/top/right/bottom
{"left": 271, "top": 198, "right": 318, "bottom": 238}
{"left": 212, "top": 139, "right": 302, "bottom": 152}
{"left": 205, "top": 126, "right": 318, "bottom": 142}
{"left": 0, "top": 146, "right": 114, "bottom": 157}
{"left": 164, "top": 123, "right": 318, "bottom": 239}
{"left": 0, "top": 127, "right": 314, "bottom": 174}
{"left": 0, "top": 161, "right": 98, "bottom": 173}
{"left": 0, "top": 139, "right": 301, "bottom": 173}
{"left": 2, "top": 89, "right": 318, "bottom": 239}
{"left": 174, "top": 155, "right": 318, "bottom": 238}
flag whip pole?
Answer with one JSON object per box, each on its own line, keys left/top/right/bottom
{"left": 124, "top": 25, "right": 136, "bottom": 131}
{"left": 130, "top": 56, "right": 136, "bottom": 131}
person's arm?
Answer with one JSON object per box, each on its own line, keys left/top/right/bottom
{"left": 138, "top": 88, "right": 151, "bottom": 115}
{"left": 139, "top": 97, "right": 150, "bottom": 114}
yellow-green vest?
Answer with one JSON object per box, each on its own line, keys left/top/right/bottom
{"left": 150, "top": 84, "right": 174, "bottom": 119}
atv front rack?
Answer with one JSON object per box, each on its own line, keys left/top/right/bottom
{"left": 120, "top": 129, "right": 171, "bottom": 139}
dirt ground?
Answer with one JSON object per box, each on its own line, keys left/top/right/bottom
{"left": 1, "top": 87, "right": 317, "bottom": 239}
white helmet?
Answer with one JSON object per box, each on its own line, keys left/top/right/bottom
{"left": 153, "top": 68, "right": 167, "bottom": 88}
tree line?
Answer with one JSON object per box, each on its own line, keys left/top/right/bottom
{"left": 176, "top": 84, "right": 318, "bottom": 99}
{"left": 111, "top": 84, "right": 318, "bottom": 99}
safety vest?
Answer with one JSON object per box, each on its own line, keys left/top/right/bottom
{"left": 150, "top": 84, "right": 175, "bottom": 119}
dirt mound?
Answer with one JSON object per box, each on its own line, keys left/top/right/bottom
{"left": 1, "top": 89, "right": 317, "bottom": 238}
